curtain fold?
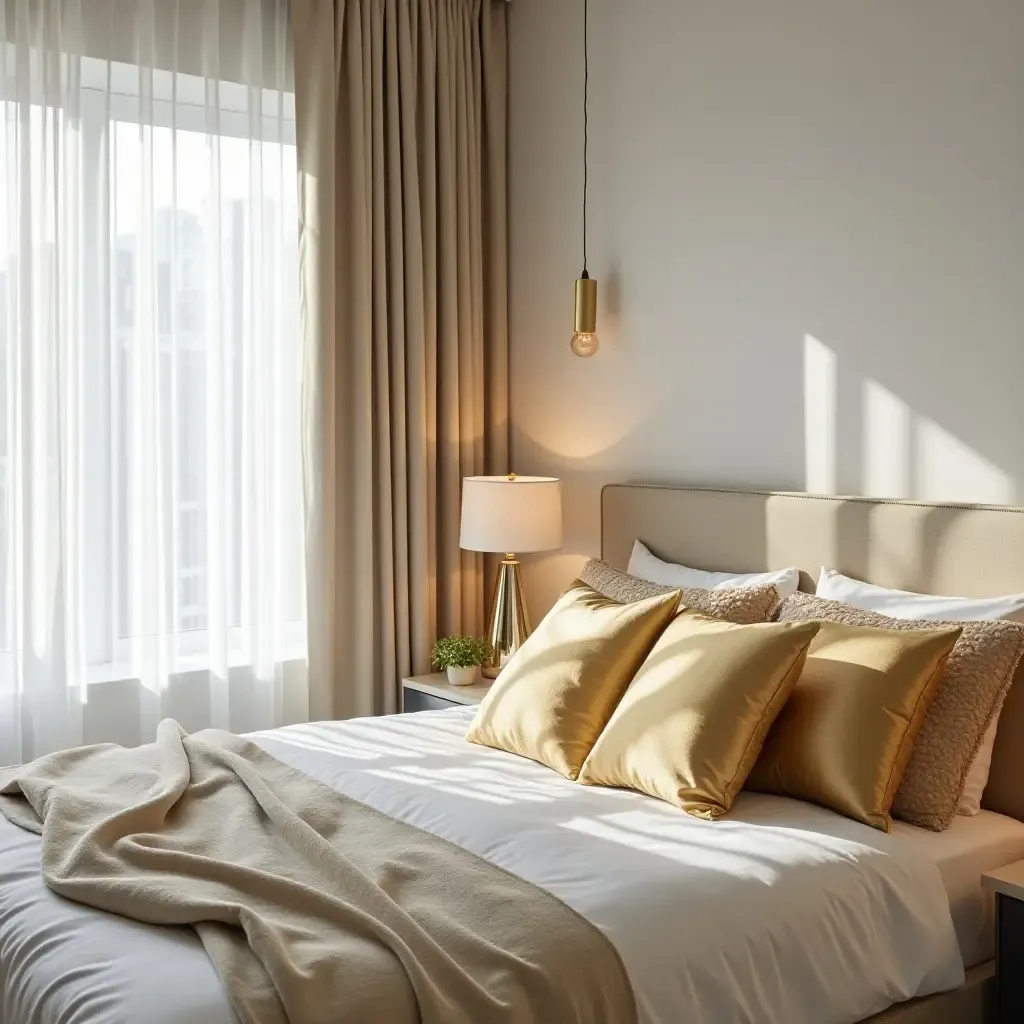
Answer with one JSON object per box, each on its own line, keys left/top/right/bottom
{"left": 292, "top": 0, "right": 508, "bottom": 720}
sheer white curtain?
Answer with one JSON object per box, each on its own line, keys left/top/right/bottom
{"left": 0, "top": 0, "right": 306, "bottom": 764}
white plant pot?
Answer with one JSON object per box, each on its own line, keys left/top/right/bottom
{"left": 446, "top": 665, "right": 479, "bottom": 687}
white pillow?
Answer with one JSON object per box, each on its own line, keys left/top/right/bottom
{"left": 815, "top": 567, "right": 1024, "bottom": 625}
{"left": 627, "top": 540, "right": 800, "bottom": 597}
{"left": 957, "top": 717, "right": 999, "bottom": 816}
{"left": 816, "top": 566, "right": 1024, "bottom": 815}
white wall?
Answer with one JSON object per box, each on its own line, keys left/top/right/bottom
{"left": 508, "top": 0, "right": 1024, "bottom": 614}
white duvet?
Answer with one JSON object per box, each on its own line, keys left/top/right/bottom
{"left": 0, "top": 707, "right": 964, "bottom": 1024}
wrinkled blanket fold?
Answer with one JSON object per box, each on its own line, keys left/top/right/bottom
{"left": 0, "top": 720, "right": 636, "bottom": 1024}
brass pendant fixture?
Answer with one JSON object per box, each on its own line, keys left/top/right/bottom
{"left": 570, "top": 0, "right": 598, "bottom": 358}
{"left": 571, "top": 272, "right": 598, "bottom": 358}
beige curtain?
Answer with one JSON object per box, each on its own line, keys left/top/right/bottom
{"left": 291, "top": 0, "right": 509, "bottom": 720}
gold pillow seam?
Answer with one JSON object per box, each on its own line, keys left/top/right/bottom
{"left": 879, "top": 654, "right": 951, "bottom": 814}
{"left": 718, "top": 643, "right": 812, "bottom": 809}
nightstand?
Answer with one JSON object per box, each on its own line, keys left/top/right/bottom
{"left": 401, "top": 673, "right": 492, "bottom": 713}
{"left": 982, "top": 859, "right": 1024, "bottom": 1020}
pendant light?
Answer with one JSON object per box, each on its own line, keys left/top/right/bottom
{"left": 570, "top": 0, "right": 598, "bottom": 358}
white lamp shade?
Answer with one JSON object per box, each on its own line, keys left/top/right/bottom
{"left": 460, "top": 476, "right": 563, "bottom": 554}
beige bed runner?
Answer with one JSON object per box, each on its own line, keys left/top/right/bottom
{"left": 0, "top": 720, "right": 636, "bottom": 1024}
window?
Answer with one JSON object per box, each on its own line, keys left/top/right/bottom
{"left": 0, "top": 54, "right": 304, "bottom": 683}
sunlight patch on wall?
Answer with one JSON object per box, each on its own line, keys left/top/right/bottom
{"left": 915, "top": 418, "right": 1015, "bottom": 505}
{"left": 803, "top": 334, "right": 837, "bottom": 494}
{"left": 862, "top": 380, "right": 911, "bottom": 498}
{"left": 806, "top": 333, "right": 1015, "bottom": 504}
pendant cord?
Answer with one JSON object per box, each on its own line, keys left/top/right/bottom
{"left": 582, "top": 0, "right": 589, "bottom": 277}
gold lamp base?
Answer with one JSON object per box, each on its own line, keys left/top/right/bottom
{"left": 483, "top": 555, "right": 531, "bottom": 678}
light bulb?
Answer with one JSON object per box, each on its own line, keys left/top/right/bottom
{"left": 571, "top": 277, "right": 598, "bottom": 357}
{"left": 570, "top": 331, "right": 599, "bottom": 358}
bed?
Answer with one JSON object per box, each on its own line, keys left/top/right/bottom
{"left": 3, "top": 484, "right": 1024, "bottom": 1023}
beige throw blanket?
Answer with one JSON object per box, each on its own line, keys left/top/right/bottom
{"left": 0, "top": 721, "right": 636, "bottom": 1024}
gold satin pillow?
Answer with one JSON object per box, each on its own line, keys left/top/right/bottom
{"left": 577, "top": 611, "right": 820, "bottom": 818}
{"left": 466, "top": 580, "right": 680, "bottom": 779}
{"left": 747, "top": 620, "right": 962, "bottom": 831}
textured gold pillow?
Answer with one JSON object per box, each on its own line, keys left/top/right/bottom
{"left": 747, "top": 620, "right": 961, "bottom": 831}
{"left": 578, "top": 611, "right": 819, "bottom": 818}
{"left": 578, "top": 559, "right": 781, "bottom": 625}
{"left": 466, "top": 580, "right": 680, "bottom": 779}
{"left": 779, "top": 592, "right": 1024, "bottom": 830}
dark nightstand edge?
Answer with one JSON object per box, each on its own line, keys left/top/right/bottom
{"left": 997, "top": 893, "right": 1024, "bottom": 1021}
{"left": 401, "top": 688, "right": 458, "bottom": 714}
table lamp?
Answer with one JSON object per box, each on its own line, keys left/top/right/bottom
{"left": 460, "top": 475, "right": 563, "bottom": 677}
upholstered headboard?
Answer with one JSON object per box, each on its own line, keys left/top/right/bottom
{"left": 601, "top": 484, "right": 1024, "bottom": 823}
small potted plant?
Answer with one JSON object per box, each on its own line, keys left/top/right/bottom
{"left": 431, "top": 635, "right": 493, "bottom": 686}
